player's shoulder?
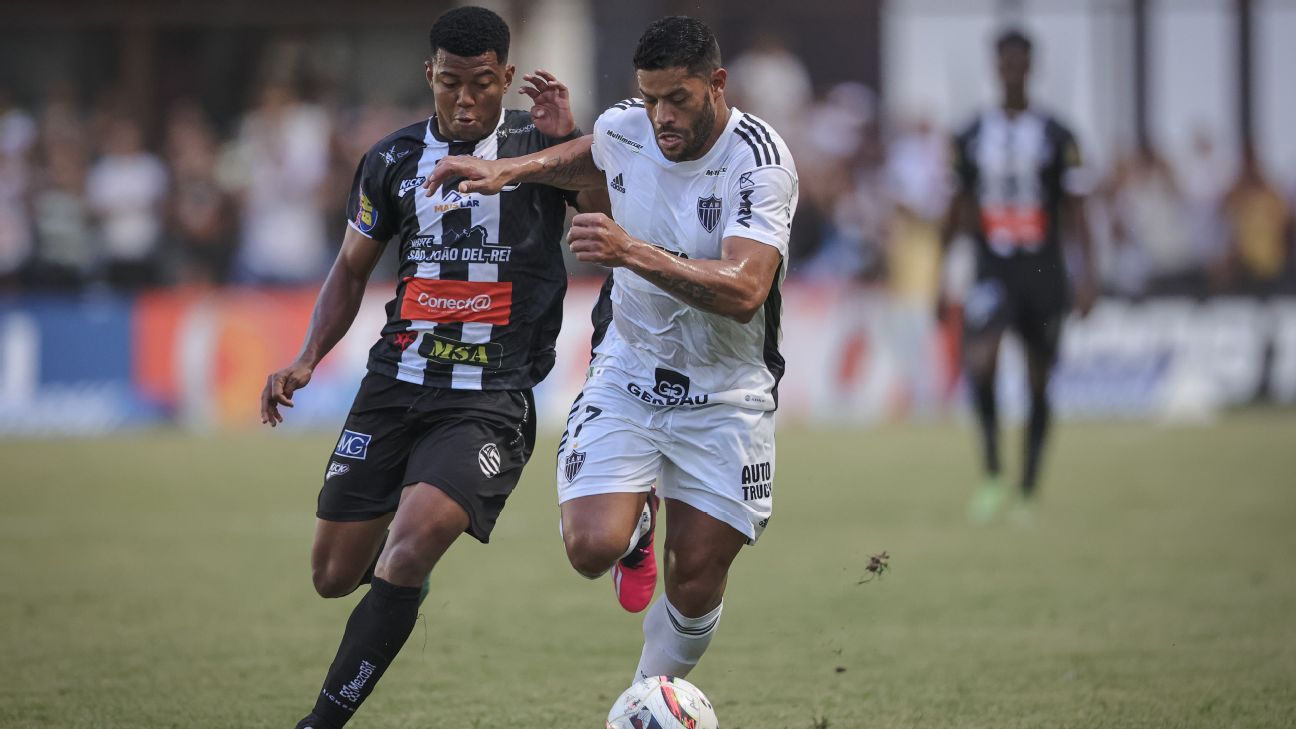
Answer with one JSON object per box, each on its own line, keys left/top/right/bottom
{"left": 727, "top": 111, "right": 796, "bottom": 177}
{"left": 494, "top": 109, "right": 545, "bottom": 153}
{"left": 496, "top": 108, "right": 542, "bottom": 141}
{"left": 594, "top": 98, "right": 652, "bottom": 152}
{"left": 363, "top": 117, "right": 430, "bottom": 164}
{"left": 1034, "top": 109, "right": 1077, "bottom": 143}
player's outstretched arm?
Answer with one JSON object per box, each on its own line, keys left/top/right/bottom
{"left": 422, "top": 135, "right": 604, "bottom": 197}
{"left": 568, "top": 212, "right": 781, "bottom": 323}
{"left": 260, "top": 225, "right": 386, "bottom": 426}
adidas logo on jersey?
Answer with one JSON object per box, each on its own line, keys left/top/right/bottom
{"left": 611, "top": 173, "right": 626, "bottom": 193}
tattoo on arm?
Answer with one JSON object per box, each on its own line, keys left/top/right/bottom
{"left": 515, "top": 137, "right": 603, "bottom": 190}
{"left": 640, "top": 269, "right": 719, "bottom": 309}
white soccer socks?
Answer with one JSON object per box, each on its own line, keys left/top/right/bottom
{"left": 633, "top": 597, "right": 723, "bottom": 681}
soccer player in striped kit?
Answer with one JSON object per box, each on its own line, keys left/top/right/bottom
{"left": 258, "top": 7, "right": 600, "bottom": 727}
{"left": 941, "top": 29, "right": 1098, "bottom": 523}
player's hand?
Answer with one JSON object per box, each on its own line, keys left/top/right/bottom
{"left": 568, "top": 213, "right": 636, "bottom": 267}
{"left": 423, "top": 155, "right": 514, "bottom": 197}
{"left": 260, "top": 360, "right": 314, "bottom": 427}
{"left": 1074, "top": 276, "right": 1099, "bottom": 318}
{"left": 519, "top": 69, "right": 575, "bottom": 138}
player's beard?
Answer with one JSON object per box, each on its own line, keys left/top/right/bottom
{"left": 659, "top": 94, "right": 716, "bottom": 162}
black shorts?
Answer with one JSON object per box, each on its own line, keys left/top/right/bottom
{"left": 317, "top": 372, "right": 536, "bottom": 543}
{"left": 963, "top": 254, "right": 1070, "bottom": 362}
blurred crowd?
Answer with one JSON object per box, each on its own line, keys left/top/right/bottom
{"left": 1, "top": 40, "right": 1293, "bottom": 299}
{"left": 728, "top": 40, "right": 1296, "bottom": 301}
{"left": 0, "top": 80, "right": 434, "bottom": 291}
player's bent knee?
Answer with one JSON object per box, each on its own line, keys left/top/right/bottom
{"left": 312, "top": 564, "right": 362, "bottom": 599}
{"left": 562, "top": 529, "right": 625, "bottom": 577}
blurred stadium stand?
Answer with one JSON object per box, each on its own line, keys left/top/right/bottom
{"left": 0, "top": 0, "right": 1293, "bottom": 433}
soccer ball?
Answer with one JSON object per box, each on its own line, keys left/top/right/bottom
{"left": 606, "top": 675, "right": 719, "bottom": 729}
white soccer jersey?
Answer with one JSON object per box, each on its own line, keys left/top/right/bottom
{"left": 589, "top": 100, "right": 798, "bottom": 409}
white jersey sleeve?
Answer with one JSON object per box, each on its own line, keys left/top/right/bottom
{"left": 590, "top": 99, "right": 646, "bottom": 172}
{"left": 721, "top": 165, "right": 796, "bottom": 256}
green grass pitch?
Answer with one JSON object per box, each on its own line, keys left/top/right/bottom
{"left": 2, "top": 413, "right": 1294, "bottom": 728}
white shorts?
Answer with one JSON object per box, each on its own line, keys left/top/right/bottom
{"left": 556, "top": 377, "right": 775, "bottom": 543}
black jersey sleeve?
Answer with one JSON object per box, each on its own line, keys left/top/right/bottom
{"left": 1044, "top": 118, "right": 1087, "bottom": 196}
{"left": 950, "top": 122, "right": 980, "bottom": 195}
{"left": 345, "top": 149, "right": 398, "bottom": 241}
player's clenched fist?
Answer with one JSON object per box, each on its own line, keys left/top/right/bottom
{"left": 568, "top": 213, "right": 636, "bottom": 267}
{"left": 260, "top": 360, "right": 314, "bottom": 427}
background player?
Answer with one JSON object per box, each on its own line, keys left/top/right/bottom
{"left": 257, "top": 7, "right": 593, "bottom": 728}
{"left": 941, "top": 28, "right": 1098, "bottom": 523}
{"left": 426, "top": 15, "right": 797, "bottom": 684}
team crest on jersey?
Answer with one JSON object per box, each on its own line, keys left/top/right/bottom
{"left": 380, "top": 145, "right": 412, "bottom": 166}
{"left": 696, "top": 195, "right": 722, "bottom": 233}
{"left": 564, "top": 450, "right": 586, "bottom": 483}
{"left": 355, "top": 191, "right": 378, "bottom": 234}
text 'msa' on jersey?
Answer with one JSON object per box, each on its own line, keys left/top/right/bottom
{"left": 588, "top": 101, "right": 798, "bottom": 408}
{"left": 951, "top": 107, "right": 1086, "bottom": 263}
{"left": 345, "top": 111, "right": 579, "bottom": 390}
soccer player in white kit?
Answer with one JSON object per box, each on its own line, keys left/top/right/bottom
{"left": 425, "top": 15, "right": 797, "bottom": 683}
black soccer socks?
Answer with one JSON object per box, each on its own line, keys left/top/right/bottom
{"left": 971, "top": 375, "right": 1001, "bottom": 477}
{"left": 1022, "top": 389, "right": 1051, "bottom": 496}
{"left": 299, "top": 577, "right": 422, "bottom": 728}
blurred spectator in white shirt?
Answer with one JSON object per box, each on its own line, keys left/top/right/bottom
{"left": 226, "top": 84, "right": 331, "bottom": 285}
{"left": 86, "top": 117, "right": 169, "bottom": 288}
{"left": 1179, "top": 128, "right": 1231, "bottom": 291}
{"left": 1107, "top": 146, "right": 1197, "bottom": 296}
{"left": 727, "top": 32, "right": 812, "bottom": 140}
{"left": 0, "top": 88, "right": 36, "bottom": 287}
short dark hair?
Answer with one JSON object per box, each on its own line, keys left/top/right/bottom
{"left": 633, "top": 16, "right": 722, "bottom": 76}
{"left": 429, "top": 6, "right": 510, "bottom": 63}
{"left": 996, "top": 28, "right": 1033, "bottom": 55}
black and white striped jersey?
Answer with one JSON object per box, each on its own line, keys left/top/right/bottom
{"left": 951, "top": 107, "right": 1083, "bottom": 263}
{"left": 345, "top": 111, "right": 578, "bottom": 390}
